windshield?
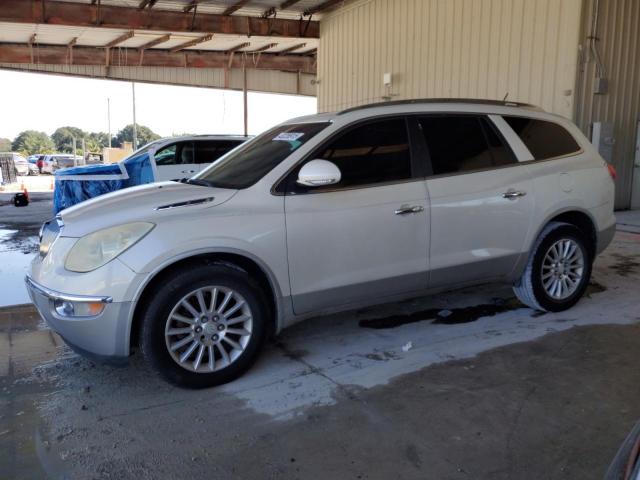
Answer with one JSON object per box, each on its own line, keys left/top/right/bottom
{"left": 194, "top": 122, "right": 330, "bottom": 189}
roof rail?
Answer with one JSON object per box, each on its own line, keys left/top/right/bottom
{"left": 337, "top": 98, "right": 542, "bottom": 115}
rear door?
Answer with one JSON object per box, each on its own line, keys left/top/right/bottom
{"left": 417, "top": 114, "right": 534, "bottom": 287}
{"left": 154, "top": 141, "right": 197, "bottom": 181}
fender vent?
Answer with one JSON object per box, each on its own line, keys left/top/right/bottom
{"left": 155, "top": 197, "right": 215, "bottom": 211}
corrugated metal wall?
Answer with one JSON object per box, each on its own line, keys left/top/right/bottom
{"left": 317, "top": 0, "right": 583, "bottom": 119}
{"left": 0, "top": 63, "right": 316, "bottom": 97}
{"left": 574, "top": 0, "right": 640, "bottom": 209}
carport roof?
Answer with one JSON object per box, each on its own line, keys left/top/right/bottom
{"left": 0, "top": 0, "right": 340, "bottom": 73}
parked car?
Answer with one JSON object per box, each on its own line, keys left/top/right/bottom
{"left": 54, "top": 155, "right": 83, "bottom": 170}
{"left": 37, "top": 154, "right": 64, "bottom": 174}
{"left": 27, "top": 154, "right": 41, "bottom": 164}
{"left": 27, "top": 99, "right": 616, "bottom": 388}
{"left": 53, "top": 135, "right": 248, "bottom": 213}
{"left": 14, "top": 155, "right": 39, "bottom": 176}
{"left": 0, "top": 152, "right": 36, "bottom": 176}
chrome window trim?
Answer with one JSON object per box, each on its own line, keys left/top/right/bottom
{"left": 25, "top": 276, "right": 113, "bottom": 304}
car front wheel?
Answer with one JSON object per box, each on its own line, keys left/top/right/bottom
{"left": 140, "top": 263, "right": 268, "bottom": 388}
{"left": 513, "top": 222, "right": 592, "bottom": 312}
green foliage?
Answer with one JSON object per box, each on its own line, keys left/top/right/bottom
{"left": 0, "top": 137, "right": 11, "bottom": 152}
{"left": 114, "top": 124, "right": 161, "bottom": 149}
{"left": 11, "top": 130, "right": 56, "bottom": 156}
{"left": 52, "top": 126, "right": 86, "bottom": 153}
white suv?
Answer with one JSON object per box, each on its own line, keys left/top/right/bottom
{"left": 26, "top": 99, "right": 616, "bottom": 388}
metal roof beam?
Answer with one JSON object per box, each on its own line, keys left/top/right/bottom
{"left": 304, "top": 0, "right": 343, "bottom": 15}
{"left": 222, "top": 1, "right": 250, "bottom": 16}
{"left": 226, "top": 42, "right": 250, "bottom": 53}
{"left": 277, "top": 42, "right": 306, "bottom": 54}
{"left": 248, "top": 43, "right": 278, "bottom": 53}
{"left": 0, "top": 0, "right": 319, "bottom": 38}
{"left": 137, "top": 33, "right": 170, "bottom": 50}
{"left": 104, "top": 30, "right": 134, "bottom": 48}
{"left": 138, "top": 0, "right": 157, "bottom": 9}
{"left": 0, "top": 42, "right": 316, "bottom": 73}
{"left": 169, "top": 33, "right": 212, "bottom": 53}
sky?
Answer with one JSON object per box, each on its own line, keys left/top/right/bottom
{"left": 0, "top": 70, "right": 317, "bottom": 141}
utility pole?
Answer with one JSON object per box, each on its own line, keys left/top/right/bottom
{"left": 107, "top": 97, "right": 112, "bottom": 148}
{"left": 81, "top": 138, "right": 86, "bottom": 165}
{"left": 72, "top": 137, "right": 77, "bottom": 167}
{"left": 131, "top": 82, "right": 138, "bottom": 150}
{"left": 243, "top": 65, "right": 248, "bottom": 137}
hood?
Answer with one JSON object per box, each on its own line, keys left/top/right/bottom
{"left": 59, "top": 181, "right": 238, "bottom": 237}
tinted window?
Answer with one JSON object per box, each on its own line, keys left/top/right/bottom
{"left": 503, "top": 116, "right": 581, "bottom": 160}
{"left": 197, "top": 123, "right": 329, "bottom": 189}
{"left": 419, "top": 116, "right": 515, "bottom": 175}
{"left": 307, "top": 118, "right": 412, "bottom": 190}
{"left": 154, "top": 144, "right": 177, "bottom": 165}
{"left": 194, "top": 140, "right": 243, "bottom": 165}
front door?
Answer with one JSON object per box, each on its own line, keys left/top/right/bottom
{"left": 283, "top": 117, "right": 430, "bottom": 314}
{"left": 417, "top": 114, "right": 534, "bottom": 287}
{"left": 154, "top": 141, "right": 198, "bottom": 181}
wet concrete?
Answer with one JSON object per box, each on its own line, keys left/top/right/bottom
{"left": 0, "top": 228, "right": 639, "bottom": 479}
{"left": 0, "top": 193, "right": 52, "bottom": 307}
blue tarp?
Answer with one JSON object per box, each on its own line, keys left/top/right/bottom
{"left": 53, "top": 149, "right": 155, "bottom": 213}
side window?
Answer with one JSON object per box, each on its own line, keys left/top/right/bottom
{"left": 194, "top": 140, "right": 243, "bottom": 165}
{"left": 298, "top": 118, "right": 412, "bottom": 191}
{"left": 503, "top": 116, "right": 581, "bottom": 160}
{"left": 154, "top": 144, "right": 178, "bottom": 166}
{"left": 180, "top": 142, "right": 194, "bottom": 164}
{"left": 419, "top": 116, "right": 500, "bottom": 175}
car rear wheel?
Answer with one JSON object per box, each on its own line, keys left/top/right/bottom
{"left": 140, "top": 263, "right": 268, "bottom": 388}
{"left": 513, "top": 222, "right": 592, "bottom": 312}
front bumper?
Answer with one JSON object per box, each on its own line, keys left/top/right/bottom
{"left": 26, "top": 276, "right": 132, "bottom": 361}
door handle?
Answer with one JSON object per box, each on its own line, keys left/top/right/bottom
{"left": 395, "top": 205, "right": 424, "bottom": 215}
{"left": 181, "top": 169, "right": 196, "bottom": 174}
{"left": 502, "top": 190, "right": 527, "bottom": 200}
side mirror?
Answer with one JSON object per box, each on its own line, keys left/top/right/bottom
{"left": 297, "top": 159, "right": 341, "bottom": 187}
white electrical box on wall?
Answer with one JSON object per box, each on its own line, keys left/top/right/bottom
{"left": 383, "top": 72, "right": 392, "bottom": 87}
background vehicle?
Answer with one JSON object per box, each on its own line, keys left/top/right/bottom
{"left": 14, "top": 155, "right": 38, "bottom": 175}
{"left": 53, "top": 135, "right": 248, "bottom": 213}
{"left": 27, "top": 99, "right": 616, "bottom": 388}
{"left": 0, "top": 152, "right": 30, "bottom": 176}
{"left": 54, "top": 155, "right": 83, "bottom": 170}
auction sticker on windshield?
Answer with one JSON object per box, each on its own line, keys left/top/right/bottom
{"left": 273, "top": 132, "right": 305, "bottom": 142}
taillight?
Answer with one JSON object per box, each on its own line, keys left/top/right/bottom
{"left": 606, "top": 163, "right": 617, "bottom": 181}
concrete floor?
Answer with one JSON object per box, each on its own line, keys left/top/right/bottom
{"left": 0, "top": 215, "right": 639, "bottom": 478}
{"left": 0, "top": 195, "right": 639, "bottom": 478}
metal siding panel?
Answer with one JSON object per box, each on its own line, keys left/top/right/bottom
{"left": 574, "top": 0, "right": 640, "bottom": 208}
{"left": 318, "top": 0, "right": 582, "bottom": 114}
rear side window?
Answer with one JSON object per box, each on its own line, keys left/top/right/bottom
{"left": 194, "top": 140, "right": 243, "bottom": 164}
{"left": 310, "top": 118, "right": 412, "bottom": 189}
{"left": 418, "top": 115, "right": 516, "bottom": 176}
{"left": 503, "top": 116, "right": 581, "bottom": 160}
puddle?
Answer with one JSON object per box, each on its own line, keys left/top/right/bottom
{"left": 359, "top": 297, "right": 524, "bottom": 329}
{"left": 0, "top": 229, "right": 36, "bottom": 307}
{"left": 610, "top": 254, "right": 640, "bottom": 277}
{"left": 359, "top": 281, "right": 609, "bottom": 330}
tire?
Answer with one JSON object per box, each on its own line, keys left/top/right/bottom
{"left": 140, "top": 263, "right": 268, "bottom": 388}
{"left": 513, "top": 222, "right": 592, "bottom": 312}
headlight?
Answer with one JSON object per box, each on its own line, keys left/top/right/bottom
{"left": 65, "top": 222, "right": 154, "bottom": 273}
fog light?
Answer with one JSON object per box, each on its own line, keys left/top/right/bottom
{"left": 54, "top": 300, "right": 105, "bottom": 317}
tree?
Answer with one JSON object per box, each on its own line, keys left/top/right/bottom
{"left": 12, "top": 130, "right": 55, "bottom": 156}
{"left": 114, "top": 124, "right": 161, "bottom": 149}
{"left": 52, "top": 126, "right": 86, "bottom": 153}
{"left": 87, "top": 131, "right": 111, "bottom": 150}
{"left": 0, "top": 137, "right": 11, "bottom": 152}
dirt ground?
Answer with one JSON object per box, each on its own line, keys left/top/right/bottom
{"left": 0, "top": 225, "right": 639, "bottom": 479}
